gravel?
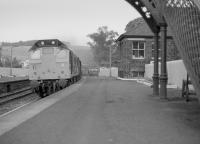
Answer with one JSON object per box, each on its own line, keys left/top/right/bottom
{"left": 0, "top": 93, "right": 41, "bottom": 116}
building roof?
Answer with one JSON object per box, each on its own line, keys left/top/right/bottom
{"left": 117, "top": 17, "right": 173, "bottom": 42}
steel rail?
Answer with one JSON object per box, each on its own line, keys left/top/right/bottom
{"left": 0, "top": 87, "right": 33, "bottom": 104}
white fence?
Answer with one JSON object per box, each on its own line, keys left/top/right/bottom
{"left": 145, "top": 60, "right": 187, "bottom": 88}
{"left": 0, "top": 67, "right": 29, "bottom": 77}
{"left": 99, "top": 67, "right": 118, "bottom": 77}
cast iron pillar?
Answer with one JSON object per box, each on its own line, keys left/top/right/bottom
{"left": 160, "top": 23, "right": 168, "bottom": 99}
{"left": 152, "top": 29, "right": 160, "bottom": 96}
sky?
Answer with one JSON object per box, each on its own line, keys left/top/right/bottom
{"left": 0, "top": 0, "right": 140, "bottom": 46}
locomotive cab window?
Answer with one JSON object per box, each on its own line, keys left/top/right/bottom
{"left": 56, "top": 50, "right": 67, "bottom": 59}
{"left": 31, "top": 50, "right": 41, "bottom": 59}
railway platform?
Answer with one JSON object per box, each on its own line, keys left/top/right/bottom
{"left": 0, "top": 76, "right": 29, "bottom": 94}
{"left": 0, "top": 77, "right": 200, "bottom": 144}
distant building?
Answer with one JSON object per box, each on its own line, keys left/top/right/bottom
{"left": 116, "top": 18, "right": 180, "bottom": 78}
{"left": 21, "top": 60, "right": 29, "bottom": 68}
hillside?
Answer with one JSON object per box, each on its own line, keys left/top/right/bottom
{"left": 2, "top": 46, "right": 30, "bottom": 61}
{"left": 69, "top": 46, "right": 96, "bottom": 66}
{"left": 1, "top": 41, "right": 95, "bottom": 65}
{"left": 2, "top": 40, "right": 36, "bottom": 47}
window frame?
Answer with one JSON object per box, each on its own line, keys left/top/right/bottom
{"left": 55, "top": 49, "right": 67, "bottom": 59}
{"left": 132, "top": 40, "right": 145, "bottom": 59}
{"left": 30, "top": 49, "right": 41, "bottom": 60}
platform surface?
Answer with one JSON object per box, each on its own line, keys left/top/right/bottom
{"left": 0, "top": 77, "right": 200, "bottom": 144}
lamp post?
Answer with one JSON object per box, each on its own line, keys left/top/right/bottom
{"left": 109, "top": 46, "right": 112, "bottom": 77}
{"left": 10, "top": 46, "right": 13, "bottom": 76}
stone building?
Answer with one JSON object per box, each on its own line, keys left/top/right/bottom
{"left": 116, "top": 18, "right": 180, "bottom": 78}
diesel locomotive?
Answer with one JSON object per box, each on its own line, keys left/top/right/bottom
{"left": 28, "top": 39, "right": 81, "bottom": 97}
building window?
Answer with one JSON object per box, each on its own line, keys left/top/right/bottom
{"left": 132, "top": 41, "right": 145, "bottom": 59}
{"left": 131, "top": 71, "right": 144, "bottom": 77}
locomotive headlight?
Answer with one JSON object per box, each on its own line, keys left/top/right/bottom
{"left": 41, "top": 41, "right": 45, "bottom": 45}
{"left": 51, "top": 41, "right": 55, "bottom": 45}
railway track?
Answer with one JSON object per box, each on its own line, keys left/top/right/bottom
{"left": 0, "top": 87, "right": 34, "bottom": 104}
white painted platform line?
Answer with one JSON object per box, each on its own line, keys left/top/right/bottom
{"left": 117, "top": 77, "right": 143, "bottom": 81}
{"left": 117, "top": 77, "right": 153, "bottom": 86}
{"left": 0, "top": 101, "right": 34, "bottom": 118}
{"left": 117, "top": 77, "right": 178, "bottom": 89}
{"left": 137, "top": 79, "right": 153, "bottom": 87}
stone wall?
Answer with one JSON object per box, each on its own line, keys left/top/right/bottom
{"left": 145, "top": 60, "right": 187, "bottom": 88}
{"left": 99, "top": 67, "right": 118, "bottom": 77}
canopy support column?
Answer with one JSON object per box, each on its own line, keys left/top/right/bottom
{"left": 152, "top": 30, "right": 160, "bottom": 96}
{"left": 160, "top": 23, "right": 168, "bottom": 99}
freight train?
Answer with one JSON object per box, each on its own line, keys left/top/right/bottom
{"left": 28, "top": 39, "right": 81, "bottom": 97}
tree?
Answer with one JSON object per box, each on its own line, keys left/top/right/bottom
{"left": 87, "top": 26, "right": 118, "bottom": 66}
{"left": 125, "top": 17, "right": 145, "bottom": 32}
{"left": 4, "top": 56, "right": 11, "bottom": 67}
{"left": 3, "top": 56, "right": 22, "bottom": 68}
{"left": 12, "top": 57, "right": 22, "bottom": 68}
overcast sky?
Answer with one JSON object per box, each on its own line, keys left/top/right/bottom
{"left": 0, "top": 0, "right": 140, "bottom": 46}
